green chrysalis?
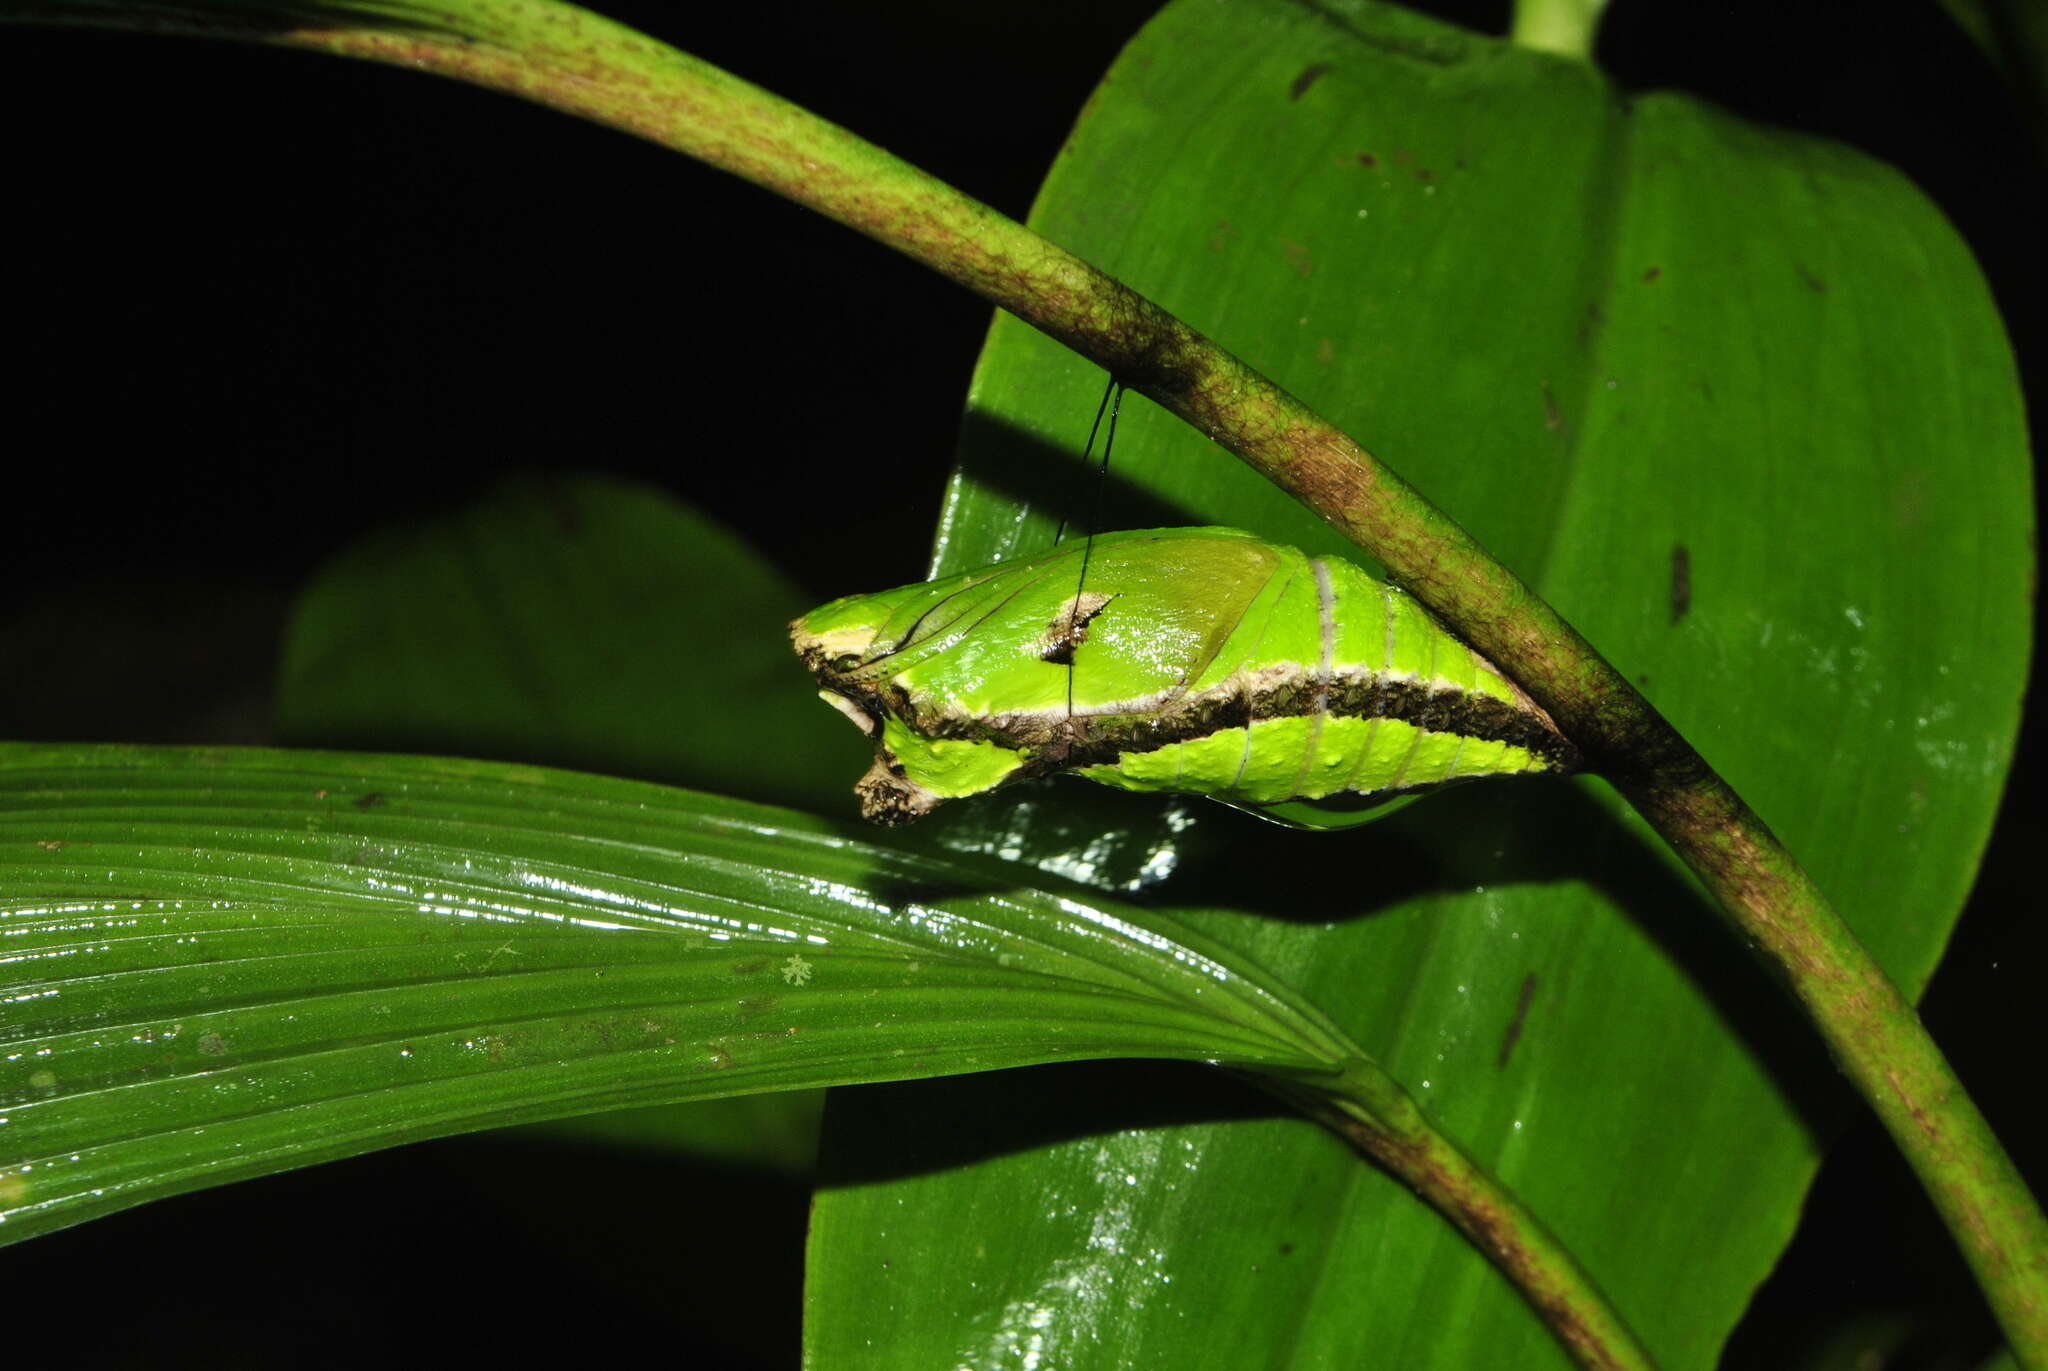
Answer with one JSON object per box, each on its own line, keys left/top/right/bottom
{"left": 790, "top": 527, "right": 1577, "bottom": 828}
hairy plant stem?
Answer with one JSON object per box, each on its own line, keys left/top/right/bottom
{"left": 13, "top": 0, "right": 2045, "bottom": 1361}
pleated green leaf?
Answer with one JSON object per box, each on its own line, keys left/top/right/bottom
{"left": 806, "top": 2, "right": 2031, "bottom": 1368}
{"left": 0, "top": 743, "right": 1356, "bottom": 1246}
{"left": 271, "top": 476, "right": 874, "bottom": 1171}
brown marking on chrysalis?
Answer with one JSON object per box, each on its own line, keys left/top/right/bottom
{"left": 877, "top": 662, "right": 1579, "bottom": 778}
{"left": 1039, "top": 591, "right": 1115, "bottom": 665}
{"left": 853, "top": 756, "right": 946, "bottom": 826}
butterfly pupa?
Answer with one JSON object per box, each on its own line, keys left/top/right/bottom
{"left": 790, "top": 527, "right": 1576, "bottom": 828}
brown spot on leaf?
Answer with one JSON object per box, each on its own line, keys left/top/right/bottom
{"left": 1641, "top": 266, "right": 1661, "bottom": 282}
{"left": 1289, "top": 62, "right": 1333, "bottom": 99}
{"left": 353, "top": 792, "right": 386, "bottom": 809}
{"left": 1498, "top": 973, "right": 1537, "bottom": 1067}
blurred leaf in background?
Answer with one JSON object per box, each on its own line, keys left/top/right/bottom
{"left": 1935, "top": 0, "right": 2048, "bottom": 153}
{"left": 277, "top": 474, "right": 867, "bottom": 814}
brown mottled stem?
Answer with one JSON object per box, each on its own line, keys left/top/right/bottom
{"left": 1266, "top": 1064, "right": 1659, "bottom": 1371}
{"left": 10, "top": 1, "right": 2044, "bottom": 1361}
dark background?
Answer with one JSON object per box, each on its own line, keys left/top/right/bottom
{"left": 2, "top": 1, "right": 2041, "bottom": 1367}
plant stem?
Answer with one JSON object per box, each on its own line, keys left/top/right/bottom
{"left": 1508, "top": 0, "right": 1609, "bottom": 60}
{"left": 13, "top": 0, "right": 2045, "bottom": 1360}
{"left": 1271, "top": 1065, "right": 1660, "bottom": 1371}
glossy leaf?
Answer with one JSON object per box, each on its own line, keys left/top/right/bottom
{"left": 807, "top": 2, "right": 2031, "bottom": 1368}
{"left": 274, "top": 477, "right": 867, "bottom": 1170}
{"left": 0, "top": 743, "right": 1359, "bottom": 1246}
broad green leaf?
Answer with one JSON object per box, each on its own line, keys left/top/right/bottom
{"left": 277, "top": 474, "right": 867, "bottom": 816}
{"left": 275, "top": 477, "right": 866, "bottom": 1168}
{"left": 0, "top": 743, "right": 1359, "bottom": 1246}
{"left": 807, "top": 3, "right": 2031, "bottom": 1368}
